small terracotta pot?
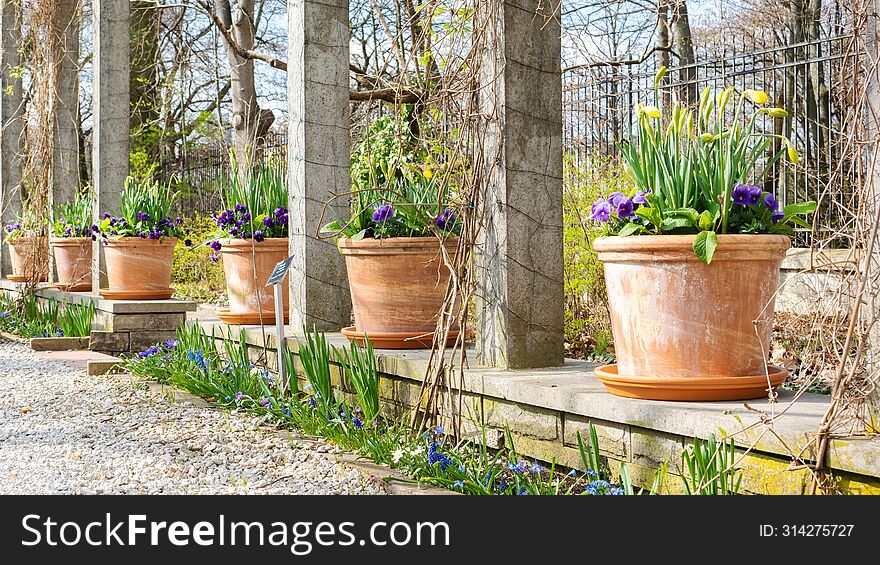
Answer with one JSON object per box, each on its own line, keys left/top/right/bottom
{"left": 50, "top": 237, "right": 92, "bottom": 291}
{"left": 338, "top": 236, "right": 459, "bottom": 348}
{"left": 101, "top": 237, "right": 176, "bottom": 299}
{"left": 592, "top": 234, "right": 790, "bottom": 401}
{"left": 217, "top": 237, "right": 290, "bottom": 325}
{"left": 7, "top": 236, "right": 49, "bottom": 282}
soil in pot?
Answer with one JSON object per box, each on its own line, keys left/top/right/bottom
{"left": 592, "top": 234, "right": 790, "bottom": 401}
{"left": 216, "top": 238, "right": 290, "bottom": 325}
{"left": 7, "top": 236, "right": 49, "bottom": 283}
{"left": 50, "top": 237, "right": 92, "bottom": 291}
{"left": 338, "top": 236, "right": 459, "bottom": 349}
{"left": 99, "top": 237, "right": 176, "bottom": 300}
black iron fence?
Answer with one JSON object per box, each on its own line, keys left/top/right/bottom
{"left": 563, "top": 32, "right": 859, "bottom": 246}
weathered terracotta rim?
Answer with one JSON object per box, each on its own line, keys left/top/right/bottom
{"left": 98, "top": 288, "right": 175, "bottom": 300}
{"left": 217, "top": 308, "right": 288, "bottom": 325}
{"left": 103, "top": 237, "right": 178, "bottom": 248}
{"left": 50, "top": 236, "right": 92, "bottom": 246}
{"left": 341, "top": 326, "right": 460, "bottom": 349}
{"left": 595, "top": 363, "right": 788, "bottom": 401}
{"left": 337, "top": 236, "right": 458, "bottom": 256}
{"left": 8, "top": 274, "right": 48, "bottom": 283}
{"left": 219, "top": 237, "right": 289, "bottom": 252}
{"left": 593, "top": 234, "right": 790, "bottom": 262}
{"left": 54, "top": 282, "right": 92, "bottom": 292}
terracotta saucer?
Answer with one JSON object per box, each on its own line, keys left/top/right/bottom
{"left": 98, "top": 288, "right": 175, "bottom": 300}
{"left": 216, "top": 308, "right": 289, "bottom": 325}
{"left": 54, "top": 283, "right": 92, "bottom": 292}
{"left": 594, "top": 364, "right": 788, "bottom": 402}
{"left": 8, "top": 275, "right": 48, "bottom": 283}
{"left": 341, "top": 326, "right": 460, "bottom": 349}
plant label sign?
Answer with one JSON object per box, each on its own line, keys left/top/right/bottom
{"left": 265, "top": 256, "right": 295, "bottom": 287}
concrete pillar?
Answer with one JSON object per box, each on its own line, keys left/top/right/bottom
{"left": 0, "top": 0, "right": 23, "bottom": 278}
{"left": 51, "top": 0, "right": 81, "bottom": 208}
{"left": 287, "top": 0, "right": 351, "bottom": 331}
{"left": 475, "top": 0, "right": 564, "bottom": 369}
{"left": 49, "top": 0, "right": 81, "bottom": 285}
{"left": 91, "top": 0, "right": 130, "bottom": 292}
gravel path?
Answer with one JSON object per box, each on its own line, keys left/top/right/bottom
{"left": 0, "top": 338, "right": 384, "bottom": 495}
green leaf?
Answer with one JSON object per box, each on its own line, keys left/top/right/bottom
{"left": 698, "top": 210, "right": 714, "bottom": 231}
{"left": 320, "top": 220, "right": 343, "bottom": 234}
{"left": 635, "top": 206, "right": 661, "bottom": 226}
{"left": 666, "top": 207, "right": 700, "bottom": 224}
{"left": 661, "top": 217, "right": 692, "bottom": 231}
{"left": 617, "top": 222, "right": 643, "bottom": 237}
{"left": 351, "top": 229, "right": 367, "bottom": 241}
{"left": 785, "top": 215, "right": 812, "bottom": 230}
{"left": 693, "top": 230, "right": 718, "bottom": 264}
{"left": 782, "top": 201, "right": 817, "bottom": 216}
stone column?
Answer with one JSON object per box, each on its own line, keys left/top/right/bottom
{"left": 91, "top": 0, "right": 130, "bottom": 292}
{"left": 48, "top": 0, "right": 81, "bottom": 284}
{"left": 0, "top": 0, "right": 23, "bottom": 278}
{"left": 51, "top": 0, "right": 81, "bottom": 209}
{"left": 287, "top": 0, "right": 351, "bottom": 331}
{"left": 475, "top": 0, "right": 564, "bottom": 369}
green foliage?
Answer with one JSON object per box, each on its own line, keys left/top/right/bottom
{"left": 562, "top": 155, "right": 621, "bottom": 359}
{"left": 334, "top": 337, "right": 381, "bottom": 422}
{"left": 171, "top": 216, "right": 226, "bottom": 305}
{"left": 50, "top": 190, "right": 93, "bottom": 238}
{"left": 98, "top": 176, "right": 185, "bottom": 240}
{"left": 681, "top": 433, "right": 742, "bottom": 495}
{"left": 0, "top": 291, "right": 95, "bottom": 338}
{"left": 321, "top": 108, "right": 461, "bottom": 240}
{"left": 298, "top": 326, "right": 335, "bottom": 408}
{"left": 217, "top": 152, "right": 288, "bottom": 238}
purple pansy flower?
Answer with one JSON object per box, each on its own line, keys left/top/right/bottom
{"left": 771, "top": 211, "right": 785, "bottom": 224}
{"left": 435, "top": 208, "right": 456, "bottom": 231}
{"left": 632, "top": 190, "right": 648, "bottom": 205}
{"left": 589, "top": 198, "right": 613, "bottom": 222}
{"left": 608, "top": 192, "right": 627, "bottom": 208}
{"left": 616, "top": 197, "right": 635, "bottom": 218}
{"left": 373, "top": 204, "right": 394, "bottom": 223}
{"left": 253, "top": 230, "right": 265, "bottom": 243}
{"left": 732, "top": 183, "right": 753, "bottom": 206}
{"left": 763, "top": 193, "right": 779, "bottom": 211}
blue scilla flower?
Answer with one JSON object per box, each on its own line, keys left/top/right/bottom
{"left": 586, "top": 469, "right": 599, "bottom": 478}
{"left": 308, "top": 396, "right": 317, "bottom": 408}
{"left": 225, "top": 396, "right": 232, "bottom": 402}
{"left": 453, "top": 480, "right": 464, "bottom": 488}
{"left": 434, "top": 425, "right": 445, "bottom": 436}
{"left": 594, "top": 479, "right": 611, "bottom": 489}
{"left": 530, "top": 462, "right": 544, "bottom": 475}
{"left": 187, "top": 349, "right": 207, "bottom": 371}
{"left": 518, "top": 486, "right": 528, "bottom": 496}
{"left": 163, "top": 339, "right": 178, "bottom": 348}
{"left": 352, "top": 417, "right": 364, "bottom": 430}
{"left": 607, "top": 487, "right": 625, "bottom": 496}
{"left": 234, "top": 391, "right": 243, "bottom": 400}
{"left": 584, "top": 484, "right": 599, "bottom": 495}
{"left": 56, "top": 328, "right": 64, "bottom": 337}
{"left": 567, "top": 469, "right": 578, "bottom": 477}
{"left": 427, "top": 443, "right": 452, "bottom": 472}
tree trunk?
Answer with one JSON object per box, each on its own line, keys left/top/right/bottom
{"left": 657, "top": 0, "right": 671, "bottom": 108}
{"left": 216, "top": 0, "right": 274, "bottom": 169}
{"left": 671, "top": 0, "right": 697, "bottom": 105}
{"left": 51, "top": 0, "right": 81, "bottom": 204}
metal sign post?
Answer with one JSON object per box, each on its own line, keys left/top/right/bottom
{"left": 265, "top": 256, "right": 295, "bottom": 393}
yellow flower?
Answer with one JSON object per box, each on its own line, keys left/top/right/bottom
{"left": 700, "top": 132, "right": 716, "bottom": 143}
{"left": 764, "top": 107, "right": 789, "bottom": 118}
{"left": 423, "top": 166, "right": 434, "bottom": 180}
{"left": 744, "top": 89, "right": 769, "bottom": 105}
{"left": 641, "top": 105, "right": 661, "bottom": 119}
{"left": 787, "top": 144, "right": 800, "bottom": 164}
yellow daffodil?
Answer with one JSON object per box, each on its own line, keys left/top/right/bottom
{"left": 744, "top": 89, "right": 769, "bottom": 104}
{"left": 423, "top": 166, "right": 434, "bottom": 180}
{"left": 787, "top": 144, "right": 800, "bottom": 164}
{"left": 700, "top": 132, "right": 716, "bottom": 143}
{"left": 641, "top": 105, "right": 661, "bottom": 119}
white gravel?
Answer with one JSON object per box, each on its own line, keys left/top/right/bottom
{"left": 0, "top": 339, "right": 385, "bottom": 495}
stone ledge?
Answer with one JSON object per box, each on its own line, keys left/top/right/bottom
{"left": 780, "top": 248, "right": 858, "bottom": 271}
{"left": 193, "top": 320, "right": 879, "bottom": 481}
{"left": 30, "top": 336, "right": 90, "bottom": 351}
{"left": 0, "top": 280, "right": 197, "bottom": 314}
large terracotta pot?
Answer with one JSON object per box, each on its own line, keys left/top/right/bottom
{"left": 217, "top": 237, "right": 290, "bottom": 325}
{"left": 100, "top": 237, "right": 176, "bottom": 300}
{"left": 338, "top": 236, "right": 459, "bottom": 349}
{"left": 7, "top": 236, "right": 49, "bottom": 282}
{"left": 50, "top": 237, "right": 92, "bottom": 291}
{"left": 592, "top": 234, "right": 791, "bottom": 401}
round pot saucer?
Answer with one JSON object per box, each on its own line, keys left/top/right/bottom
{"left": 341, "top": 326, "right": 460, "bottom": 349}
{"left": 98, "top": 288, "right": 175, "bottom": 300}
{"left": 8, "top": 274, "right": 48, "bottom": 283}
{"left": 54, "top": 283, "right": 92, "bottom": 292}
{"left": 216, "top": 308, "right": 289, "bottom": 325}
{"left": 594, "top": 364, "right": 788, "bottom": 402}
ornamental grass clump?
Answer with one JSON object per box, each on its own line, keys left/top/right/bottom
{"left": 95, "top": 176, "right": 187, "bottom": 243}
{"left": 591, "top": 67, "right": 817, "bottom": 263}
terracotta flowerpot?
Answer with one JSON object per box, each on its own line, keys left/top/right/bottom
{"left": 7, "top": 236, "right": 49, "bottom": 282}
{"left": 217, "top": 237, "right": 290, "bottom": 325}
{"left": 338, "top": 236, "right": 459, "bottom": 349}
{"left": 50, "top": 237, "right": 92, "bottom": 291}
{"left": 592, "top": 234, "right": 791, "bottom": 401}
{"left": 100, "top": 237, "right": 176, "bottom": 300}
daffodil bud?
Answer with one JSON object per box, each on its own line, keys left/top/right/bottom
{"left": 654, "top": 66, "right": 668, "bottom": 91}
{"left": 700, "top": 132, "right": 715, "bottom": 143}
{"left": 764, "top": 107, "right": 789, "bottom": 118}
{"left": 641, "top": 105, "right": 661, "bottom": 119}
{"left": 787, "top": 144, "right": 799, "bottom": 164}
{"left": 744, "top": 89, "right": 769, "bottom": 104}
